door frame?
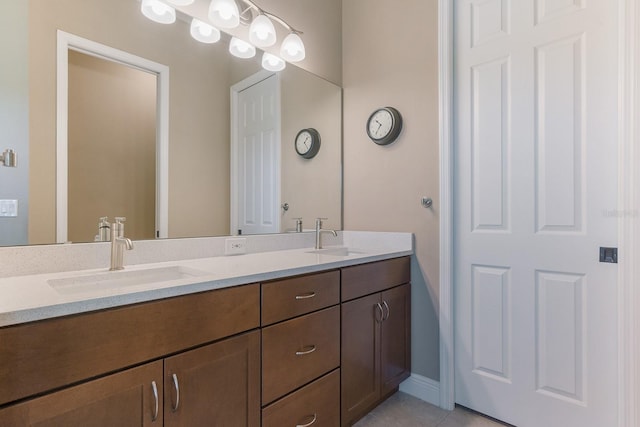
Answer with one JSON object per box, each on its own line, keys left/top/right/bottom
{"left": 56, "top": 30, "right": 169, "bottom": 242}
{"left": 229, "top": 70, "right": 281, "bottom": 235}
{"left": 437, "top": 1, "right": 639, "bottom": 424}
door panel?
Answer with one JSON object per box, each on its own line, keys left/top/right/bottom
{"left": 454, "top": 1, "right": 619, "bottom": 426}
{"left": 380, "top": 284, "right": 411, "bottom": 395}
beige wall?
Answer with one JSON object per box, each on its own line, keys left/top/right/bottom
{"left": 280, "top": 66, "right": 342, "bottom": 232}
{"left": 67, "top": 51, "right": 156, "bottom": 242}
{"left": 29, "top": 0, "right": 233, "bottom": 244}
{"left": 342, "top": 0, "right": 440, "bottom": 380}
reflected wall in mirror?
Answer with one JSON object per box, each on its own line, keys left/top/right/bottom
{"left": 0, "top": 0, "right": 342, "bottom": 247}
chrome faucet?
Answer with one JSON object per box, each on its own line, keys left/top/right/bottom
{"left": 110, "top": 217, "right": 134, "bottom": 271}
{"left": 315, "top": 218, "right": 337, "bottom": 250}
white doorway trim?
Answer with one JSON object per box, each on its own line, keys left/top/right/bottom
{"left": 229, "top": 70, "right": 281, "bottom": 235}
{"left": 618, "top": 1, "right": 639, "bottom": 425}
{"left": 438, "top": 0, "right": 455, "bottom": 412}
{"left": 438, "top": 1, "right": 639, "bottom": 422}
{"left": 56, "top": 30, "right": 169, "bottom": 243}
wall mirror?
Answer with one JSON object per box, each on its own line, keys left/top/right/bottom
{"left": 0, "top": 0, "right": 342, "bottom": 247}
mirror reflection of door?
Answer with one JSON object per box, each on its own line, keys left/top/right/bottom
{"left": 233, "top": 73, "right": 281, "bottom": 235}
{"left": 67, "top": 50, "right": 156, "bottom": 242}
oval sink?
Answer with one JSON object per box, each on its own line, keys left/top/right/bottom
{"left": 306, "top": 247, "right": 366, "bottom": 257}
{"left": 48, "top": 266, "right": 208, "bottom": 295}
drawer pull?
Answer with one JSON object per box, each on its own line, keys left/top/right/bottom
{"left": 375, "top": 303, "right": 384, "bottom": 323}
{"left": 151, "top": 381, "right": 159, "bottom": 422}
{"left": 382, "top": 300, "right": 390, "bottom": 321}
{"left": 295, "top": 345, "right": 317, "bottom": 356}
{"left": 296, "top": 413, "right": 317, "bottom": 427}
{"left": 171, "top": 373, "right": 180, "bottom": 412}
{"left": 295, "top": 291, "right": 317, "bottom": 300}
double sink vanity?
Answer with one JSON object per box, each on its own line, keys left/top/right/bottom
{"left": 0, "top": 231, "right": 412, "bottom": 426}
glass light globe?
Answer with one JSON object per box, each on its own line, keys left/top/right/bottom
{"left": 249, "top": 15, "right": 277, "bottom": 48}
{"left": 209, "top": 0, "right": 240, "bottom": 29}
{"left": 262, "top": 52, "right": 286, "bottom": 71}
{"left": 190, "top": 18, "right": 221, "bottom": 43}
{"left": 229, "top": 37, "right": 256, "bottom": 59}
{"left": 165, "top": 0, "right": 195, "bottom": 5}
{"left": 141, "top": 0, "right": 176, "bottom": 24}
{"left": 280, "top": 33, "right": 305, "bottom": 62}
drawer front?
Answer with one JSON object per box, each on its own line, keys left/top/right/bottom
{"left": 0, "top": 283, "right": 260, "bottom": 406}
{"left": 262, "top": 369, "right": 340, "bottom": 427}
{"left": 341, "top": 256, "right": 410, "bottom": 302}
{"left": 262, "top": 306, "right": 340, "bottom": 405}
{"left": 262, "top": 270, "right": 340, "bottom": 326}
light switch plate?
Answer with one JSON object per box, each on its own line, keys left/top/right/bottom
{"left": 0, "top": 200, "right": 18, "bottom": 217}
{"left": 225, "top": 238, "right": 247, "bottom": 255}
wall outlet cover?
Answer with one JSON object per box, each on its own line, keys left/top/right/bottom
{"left": 225, "top": 238, "right": 247, "bottom": 255}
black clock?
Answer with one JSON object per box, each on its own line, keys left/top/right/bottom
{"left": 366, "top": 107, "right": 403, "bottom": 145}
{"left": 295, "top": 128, "right": 321, "bottom": 159}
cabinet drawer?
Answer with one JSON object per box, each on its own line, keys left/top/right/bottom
{"left": 262, "top": 369, "right": 340, "bottom": 427}
{"left": 341, "top": 257, "right": 410, "bottom": 301}
{"left": 0, "top": 283, "right": 260, "bottom": 406}
{"left": 262, "top": 306, "right": 340, "bottom": 405}
{"left": 262, "top": 270, "right": 340, "bottom": 325}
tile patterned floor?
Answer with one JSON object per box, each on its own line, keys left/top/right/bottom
{"left": 354, "top": 392, "right": 510, "bottom": 427}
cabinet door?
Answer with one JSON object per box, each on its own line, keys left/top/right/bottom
{"left": 164, "top": 330, "right": 260, "bottom": 427}
{"left": 0, "top": 361, "right": 163, "bottom": 427}
{"left": 381, "top": 284, "right": 411, "bottom": 395}
{"left": 341, "top": 293, "right": 382, "bottom": 426}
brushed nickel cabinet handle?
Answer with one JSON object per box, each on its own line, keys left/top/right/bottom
{"left": 151, "top": 381, "right": 159, "bottom": 422}
{"left": 382, "top": 300, "right": 390, "bottom": 321}
{"left": 375, "top": 303, "right": 384, "bottom": 323}
{"left": 295, "top": 345, "right": 317, "bottom": 356}
{"left": 295, "top": 291, "right": 316, "bottom": 300}
{"left": 171, "top": 373, "right": 180, "bottom": 412}
{"left": 296, "top": 413, "right": 317, "bottom": 427}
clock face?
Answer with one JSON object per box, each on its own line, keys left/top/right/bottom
{"left": 295, "top": 128, "right": 321, "bottom": 159}
{"left": 366, "top": 107, "right": 402, "bottom": 145}
{"left": 368, "top": 110, "right": 394, "bottom": 140}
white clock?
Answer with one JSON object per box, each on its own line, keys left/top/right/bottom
{"left": 366, "top": 107, "right": 403, "bottom": 145}
{"left": 295, "top": 128, "right": 321, "bottom": 159}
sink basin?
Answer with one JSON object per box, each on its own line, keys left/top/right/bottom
{"left": 48, "top": 266, "right": 208, "bottom": 295}
{"left": 306, "top": 247, "right": 366, "bottom": 257}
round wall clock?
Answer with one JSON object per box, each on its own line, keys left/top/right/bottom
{"left": 295, "top": 128, "right": 321, "bottom": 159}
{"left": 366, "top": 107, "right": 403, "bottom": 145}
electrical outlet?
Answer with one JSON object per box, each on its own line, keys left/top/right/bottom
{"left": 225, "top": 238, "right": 247, "bottom": 255}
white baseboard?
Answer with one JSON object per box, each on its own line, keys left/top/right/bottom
{"left": 399, "top": 373, "right": 441, "bottom": 407}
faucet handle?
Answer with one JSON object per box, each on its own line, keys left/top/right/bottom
{"left": 115, "top": 217, "right": 126, "bottom": 224}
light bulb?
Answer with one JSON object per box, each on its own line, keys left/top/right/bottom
{"left": 165, "top": 0, "right": 195, "bottom": 5}
{"left": 249, "top": 15, "right": 277, "bottom": 48}
{"left": 190, "top": 18, "right": 221, "bottom": 44}
{"left": 262, "top": 52, "right": 286, "bottom": 72}
{"left": 280, "top": 33, "right": 305, "bottom": 62}
{"left": 209, "top": 0, "right": 240, "bottom": 29}
{"left": 141, "top": 0, "right": 176, "bottom": 24}
{"left": 229, "top": 37, "right": 256, "bottom": 59}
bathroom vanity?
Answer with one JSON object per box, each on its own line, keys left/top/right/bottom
{"left": 0, "top": 233, "right": 411, "bottom": 426}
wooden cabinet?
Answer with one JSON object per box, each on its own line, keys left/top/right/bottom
{"left": 0, "top": 361, "right": 164, "bottom": 427}
{"left": 261, "top": 270, "right": 341, "bottom": 424}
{"left": 164, "top": 331, "right": 260, "bottom": 427}
{"left": 341, "top": 258, "right": 411, "bottom": 426}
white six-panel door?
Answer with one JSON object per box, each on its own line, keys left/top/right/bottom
{"left": 233, "top": 73, "right": 280, "bottom": 235}
{"left": 454, "top": 1, "right": 619, "bottom": 426}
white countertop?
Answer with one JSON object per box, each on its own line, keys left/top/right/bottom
{"left": 0, "top": 242, "right": 412, "bottom": 328}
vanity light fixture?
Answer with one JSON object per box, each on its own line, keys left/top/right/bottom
{"left": 209, "top": 0, "right": 240, "bottom": 29}
{"left": 141, "top": 0, "right": 176, "bottom": 24}
{"left": 190, "top": 18, "right": 221, "bottom": 43}
{"left": 229, "top": 37, "right": 256, "bottom": 58}
{"left": 261, "top": 52, "right": 285, "bottom": 71}
{"left": 140, "top": 0, "right": 306, "bottom": 67}
{"left": 0, "top": 149, "right": 17, "bottom": 168}
{"left": 249, "top": 14, "right": 276, "bottom": 47}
